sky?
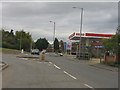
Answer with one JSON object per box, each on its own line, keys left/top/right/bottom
{"left": 0, "top": 1, "right": 119, "bottom": 43}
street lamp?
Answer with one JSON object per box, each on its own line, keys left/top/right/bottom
{"left": 50, "top": 21, "right": 56, "bottom": 52}
{"left": 17, "top": 39, "right": 21, "bottom": 50}
{"left": 72, "top": 7, "right": 83, "bottom": 59}
{"left": 20, "top": 38, "right": 21, "bottom": 50}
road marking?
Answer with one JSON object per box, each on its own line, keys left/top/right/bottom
{"left": 20, "top": 58, "right": 28, "bottom": 60}
{"left": 84, "top": 84, "right": 93, "bottom": 89}
{"left": 48, "top": 62, "right": 52, "bottom": 66}
{"left": 54, "top": 64, "right": 61, "bottom": 70}
{"left": 49, "top": 62, "right": 53, "bottom": 64}
{"left": 37, "top": 62, "right": 42, "bottom": 63}
{"left": 37, "top": 62, "right": 47, "bottom": 64}
{"left": 63, "top": 71, "right": 77, "bottom": 80}
{"left": 32, "top": 59, "right": 39, "bottom": 60}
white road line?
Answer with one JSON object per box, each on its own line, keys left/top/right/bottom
{"left": 54, "top": 64, "right": 61, "bottom": 70}
{"left": 84, "top": 84, "right": 93, "bottom": 89}
{"left": 49, "top": 62, "right": 52, "bottom": 64}
{"left": 48, "top": 62, "right": 52, "bottom": 66}
{"left": 63, "top": 71, "right": 77, "bottom": 80}
{"left": 37, "top": 62, "right": 42, "bottom": 63}
{"left": 21, "top": 58, "right": 28, "bottom": 60}
{"left": 37, "top": 62, "right": 48, "bottom": 64}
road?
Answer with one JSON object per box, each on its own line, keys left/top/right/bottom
{"left": 2, "top": 53, "right": 118, "bottom": 88}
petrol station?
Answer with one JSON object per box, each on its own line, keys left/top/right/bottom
{"left": 68, "top": 32, "right": 114, "bottom": 58}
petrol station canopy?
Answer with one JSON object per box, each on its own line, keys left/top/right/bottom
{"left": 69, "top": 32, "right": 114, "bottom": 40}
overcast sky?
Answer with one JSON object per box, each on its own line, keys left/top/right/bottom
{"left": 1, "top": 1, "right": 118, "bottom": 43}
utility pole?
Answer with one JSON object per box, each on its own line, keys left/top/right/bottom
{"left": 20, "top": 31, "right": 22, "bottom": 50}
{"left": 73, "top": 7, "right": 83, "bottom": 59}
{"left": 50, "top": 21, "right": 56, "bottom": 52}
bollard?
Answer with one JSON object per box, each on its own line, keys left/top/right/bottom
{"left": 21, "top": 49, "right": 24, "bottom": 54}
{"left": 40, "top": 52, "right": 45, "bottom": 61}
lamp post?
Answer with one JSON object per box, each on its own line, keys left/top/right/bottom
{"left": 17, "top": 39, "right": 21, "bottom": 51}
{"left": 50, "top": 21, "right": 56, "bottom": 52}
{"left": 20, "top": 38, "right": 21, "bottom": 50}
{"left": 20, "top": 30, "right": 23, "bottom": 51}
{"left": 72, "top": 7, "right": 83, "bottom": 59}
{"left": 30, "top": 33, "right": 32, "bottom": 51}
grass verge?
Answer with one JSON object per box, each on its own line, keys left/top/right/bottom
{"left": 102, "top": 61, "right": 120, "bottom": 68}
{"left": 1, "top": 48, "right": 20, "bottom": 54}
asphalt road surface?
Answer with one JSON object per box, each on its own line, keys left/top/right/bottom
{"left": 2, "top": 53, "right": 118, "bottom": 88}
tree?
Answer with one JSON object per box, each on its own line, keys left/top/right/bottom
{"left": 10, "top": 29, "right": 14, "bottom": 37}
{"left": 59, "top": 40, "right": 64, "bottom": 52}
{"left": 116, "top": 26, "right": 120, "bottom": 64}
{"left": 0, "top": 30, "right": 2, "bottom": 47}
{"left": 1, "top": 29, "right": 33, "bottom": 51}
{"left": 35, "top": 38, "right": 49, "bottom": 51}
{"left": 102, "top": 26, "right": 120, "bottom": 54}
{"left": 54, "top": 38, "right": 59, "bottom": 52}
{"left": 2, "top": 29, "right": 17, "bottom": 49}
{"left": 15, "top": 30, "right": 32, "bottom": 51}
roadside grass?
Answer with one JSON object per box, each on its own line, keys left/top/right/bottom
{"left": 0, "top": 48, "right": 2, "bottom": 52}
{"left": 102, "top": 61, "right": 120, "bottom": 68}
{"left": 1, "top": 48, "right": 20, "bottom": 54}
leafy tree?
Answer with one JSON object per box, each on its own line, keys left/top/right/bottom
{"left": 116, "top": 26, "right": 120, "bottom": 63}
{"left": 1, "top": 29, "right": 33, "bottom": 51}
{"left": 10, "top": 29, "right": 14, "bottom": 37}
{"left": 35, "top": 38, "right": 49, "bottom": 51}
{"left": 0, "top": 30, "right": 2, "bottom": 47}
{"left": 116, "top": 26, "right": 120, "bottom": 49}
{"left": 2, "top": 29, "right": 17, "bottom": 49}
{"left": 102, "top": 26, "right": 120, "bottom": 54}
{"left": 59, "top": 40, "right": 64, "bottom": 52}
{"left": 102, "top": 38, "right": 115, "bottom": 52}
{"left": 54, "top": 38, "right": 59, "bottom": 52}
{"left": 15, "top": 30, "right": 32, "bottom": 51}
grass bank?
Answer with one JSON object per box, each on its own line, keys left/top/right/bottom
{"left": 0, "top": 48, "right": 1, "bottom": 52}
{"left": 1, "top": 48, "right": 20, "bottom": 54}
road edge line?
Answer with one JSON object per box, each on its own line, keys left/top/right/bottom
{"left": 84, "top": 84, "right": 94, "bottom": 89}
{"left": 54, "top": 64, "right": 61, "bottom": 70}
{"left": 63, "top": 71, "right": 77, "bottom": 80}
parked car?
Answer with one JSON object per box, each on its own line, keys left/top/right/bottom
{"left": 58, "top": 53, "right": 63, "bottom": 56}
{"left": 31, "top": 49, "right": 39, "bottom": 55}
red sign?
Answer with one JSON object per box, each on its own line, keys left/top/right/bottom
{"left": 76, "top": 33, "right": 84, "bottom": 36}
{"left": 69, "top": 32, "right": 75, "bottom": 39}
{"left": 85, "top": 33, "right": 113, "bottom": 37}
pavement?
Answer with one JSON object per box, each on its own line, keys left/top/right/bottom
{"left": 64, "top": 54, "right": 118, "bottom": 72}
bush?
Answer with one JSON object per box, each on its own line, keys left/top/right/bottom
{"left": 106, "top": 61, "right": 118, "bottom": 67}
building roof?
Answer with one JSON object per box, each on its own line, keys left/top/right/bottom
{"left": 69, "top": 32, "right": 114, "bottom": 40}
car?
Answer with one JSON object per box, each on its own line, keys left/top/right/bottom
{"left": 31, "top": 49, "right": 39, "bottom": 55}
{"left": 58, "top": 53, "right": 63, "bottom": 56}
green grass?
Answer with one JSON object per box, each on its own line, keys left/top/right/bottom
{"left": 103, "top": 61, "right": 120, "bottom": 68}
{"left": 0, "top": 48, "right": 2, "bottom": 52}
{"left": 1, "top": 48, "right": 20, "bottom": 54}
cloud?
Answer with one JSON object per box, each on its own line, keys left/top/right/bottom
{"left": 2, "top": 2, "right": 118, "bottom": 43}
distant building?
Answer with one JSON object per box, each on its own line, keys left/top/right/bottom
{"left": 46, "top": 44, "right": 53, "bottom": 52}
{"left": 68, "top": 32, "right": 114, "bottom": 57}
